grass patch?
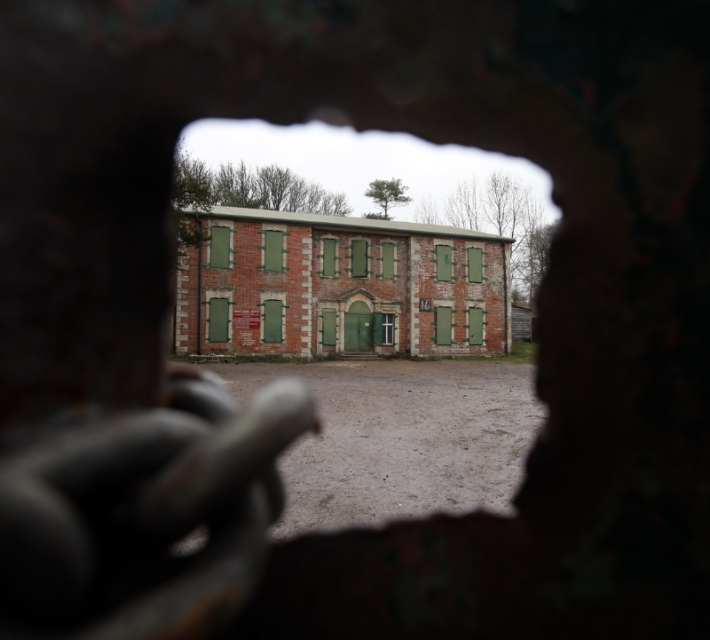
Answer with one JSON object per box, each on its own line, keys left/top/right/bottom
{"left": 503, "top": 342, "right": 537, "bottom": 364}
{"left": 171, "top": 343, "right": 538, "bottom": 366}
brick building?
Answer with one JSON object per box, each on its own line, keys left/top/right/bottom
{"left": 174, "top": 207, "right": 514, "bottom": 357}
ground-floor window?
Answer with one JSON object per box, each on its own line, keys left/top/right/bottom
{"left": 322, "top": 310, "right": 337, "bottom": 345}
{"left": 468, "top": 307, "right": 484, "bottom": 345}
{"left": 435, "top": 307, "right": 453, "bottom": 345}
{"left": 383, "top": 313, "right": 394, "bottom": 345}
{"left": 263, "top": 300, "right": 283, "bottom": 343}
{"left": 208, "top": 298, "right": 230, "bottom": 342}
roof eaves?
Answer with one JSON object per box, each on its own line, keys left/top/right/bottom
{"left": 182, "top": 206, "right": 515, "bottom": 243}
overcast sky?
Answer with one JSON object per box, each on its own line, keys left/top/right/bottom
{"left": 181, "top": 118, "right": 561, "bottom": 226}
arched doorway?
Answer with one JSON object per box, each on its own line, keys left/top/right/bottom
{"left": 344, "top": 300, "right": 373, "bottom": 352}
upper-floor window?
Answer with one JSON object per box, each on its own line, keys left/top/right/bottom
{"left": 380, "top": 243, "right": 396, "bottom": 279}
{"left": 320, "top": 238, "right": 338, "bottom": 277}
{"left": 262, "top": 231, "right": 288, "bottom": 272}
{"left": 468, "top": 247, "right": 484, "bottom": 283}
{"left": 209, "top": 226, "right": 234, "bottom": 268}
{"left": 351, "top": 239, "right": 368, "bottom": 277}
{"left": 435, "top": 245, "right": 453, "bottom": 282}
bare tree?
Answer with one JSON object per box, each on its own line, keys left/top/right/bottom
{"left": 414, "top": 195, "right": 442, "bottom": 225}
{"left": 519, "top": 194, "right": 543, "bottom": 302}
{"left": 212, "top": 161, "right": 263, "bottom": 208}
{"left": 256, "top": 164, "right": 294, "bottom": 211}
{"left": 284, "top": 176, "right": 309, "bottom": 212}
{"left": 522, "top": 217, "right": 557, "bottom": 303}
{"left": 290, "top": 181, "right": 351, "bottom": 216}
{"left": 483, "top": 172, "right": 526, "bottom": 238}
{"left": 301, "top": 183, "right": 324, "bottom": 214}
{"left": 438, "top": 170, "right": 554, "bottom": 301}
{"left": 511, "top": 285, "right": 527, "bottom": 304}
{"left": 328, "top": 192, "right": 354, "bottom": 217}
{"left": 482, "top": 171, "right": 533, "bottom": 288}
{"left": 444, "top": 179, "right": 482, "bottom": 230}
{"left": 177, "top": 154, "right": 353, "bottom": 217}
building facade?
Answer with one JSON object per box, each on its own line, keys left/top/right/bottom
{"left": 174, "top": 207, "right": 513, "bottom": 357}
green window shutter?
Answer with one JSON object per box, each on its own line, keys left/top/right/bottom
{"left": 323, "top": 239, "right": 336, "bottom": 277}
{"left": 373, "top": 312, "right": 384, "bottom": 346}
{"left": 352, "top": 239, "right": 367, "bottom": 277}
{"left": 469, "top": 308, "right": 484, "bottom": 345}
{"left": 382, "top": 243, "right": 395, "bottom": 279}
{"left": 210, "top": 227, "right": 231, "bottom": 268}
{"left": 322, "top": 310, "right": 337, "bottom": 345}
{"left": 264, "top": 300, "right": 283, "bottom": 343}
{"left": 468, "top": 247, "right": 483, "bottom": 283}
{"left": 208, "top": 298, "right": 230, "bottom": 342}
{"left": 436, "top": 246, "right": 452, "bottom": 281}
{"left": 436, "top": 307, "right": 452, "bottom": 345}
{"left": 264, "top": 231, "right": 284, "bottom": 271}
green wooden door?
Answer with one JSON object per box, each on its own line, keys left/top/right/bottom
{"left": 344, "top": 313, "right": 374, "bottom": 350}
{"left": 344, "top": 314, "right": 359, "bottom": 351}
{"left": 358, "top": 314, "right": 374, "bottom": 351}
{"left": 345, "top": 301, "right": 373, "bottom": 351}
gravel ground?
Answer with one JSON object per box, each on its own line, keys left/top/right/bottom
{"left": 199, "top": 359, "right": 546, "bottom": 541}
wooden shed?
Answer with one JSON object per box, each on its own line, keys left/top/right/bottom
{"left": 512, "top": 304, "right": 533, "bottom": 342}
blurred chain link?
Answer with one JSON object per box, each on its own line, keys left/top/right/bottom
{"left": 0, "top": 367, "right": 317, "bottom": 640}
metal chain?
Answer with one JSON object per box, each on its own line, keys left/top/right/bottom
{"left": 0, "top": 369, "right": 317, "bottom": 640}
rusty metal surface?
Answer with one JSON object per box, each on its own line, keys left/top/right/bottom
{"left": 1, "top": 1, "right": 709, "bottom": 638}
{"left": 0, "top": 374, "right": 316, "bottom": 639}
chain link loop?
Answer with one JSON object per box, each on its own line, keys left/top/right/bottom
{"left": 0, "top": 369, "right": 317, "bottom": 640}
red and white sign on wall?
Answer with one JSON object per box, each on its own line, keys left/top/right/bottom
{"left": 233, "top": 310, "right": 260, "bottom": 329}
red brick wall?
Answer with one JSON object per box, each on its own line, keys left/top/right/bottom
{"left": 179, "top": 220, "right": 311, "bottom": 356}
{"left": 312, "top": 230, "right": 409, "bottom": 353}
{"left": 176, "top": 216, "right": 509, "bottom": 357}
{"left": 415, "top": 238, "right": 508, "bottom": 355}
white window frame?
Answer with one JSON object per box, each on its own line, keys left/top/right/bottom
{"left": 382, "top": 313, "right": 394, "bottom": 345}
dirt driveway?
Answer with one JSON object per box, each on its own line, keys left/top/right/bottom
{"left": 199, "top": 359, "right": 546, "bottom": 541}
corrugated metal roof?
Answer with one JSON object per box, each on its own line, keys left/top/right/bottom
{"left": 183, "top": 206, "right": 515, "bottom": 243}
